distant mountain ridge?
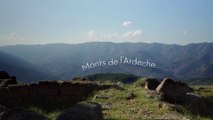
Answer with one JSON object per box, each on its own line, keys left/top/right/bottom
{"left": 0, "top": 42, "right": 212, "bottom": 82}
{"left": 0, "top": 51, "right": 59, "bottom": 82}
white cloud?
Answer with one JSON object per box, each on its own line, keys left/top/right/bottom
{"left": 85, "top": 20, "right": 144, "bottom": 42}
{"left": 121, "top": 30, "right": 143, "bottom": 39}
{"left": 122, "top": 21, "right": 132, "bottom": 27}
{"left": 86, "top": 30, "right": 143, "bottom": 40}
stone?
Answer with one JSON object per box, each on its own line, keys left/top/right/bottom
{"left": 56, "top": 101, "right": 103, "bottom": 120}
{"left": 0, "top": 107, "right": 49, "bottom": 120}
{"left": 144, "top": 78, "right": 160, "bottom": 90}
{"left": 0, "top": 105, "right": 8, "bottom": 119}
{"left": 8, "top": 84, "right": 29, "bottom": 98}
{"left": 184, "top": 93, "right": 208, "bottom": 115}
{"left": 158, "top": 102, "right": 177, "bottom": 111}
{"left": 60, "top": 81, "right": 98, "bottom": 97}
{"left": 156, "top": 78, "right": 187, "bottom": 103}
{"left": 28, "top": 83, "right": 39, "bottom": 98}
{"left": 0, "top": 71, "right": 10, "bottom": 79}
{"left": 0, "top": 88, "right": 9, "bottom": 104}
{"left": 100, "top": 103, "right": 111, "bottom": 110}
{"left": 38, "top": 81, "right": 60, "bottom": 96}
{"left": 0, "top": 78, "right": 17, "bottom": 88}
{"left": 60, "top": 82, "right": 86, "bottom": 96}
{"left": 145, "top": 90, "right": 159, "bottom": 99}
{"left": 176, "top": 81, "right": 193, "bottom": 93}
{"left": 0, "top": 105, "right": 8, "bottom": 114}
{"left": 94, "top": 95, "right": 110, "bottom": 99}
{"left": 125, "top": 92, "right": 136, "bottom": 100}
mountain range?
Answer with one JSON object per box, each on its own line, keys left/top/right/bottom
{"left": 0, "top": 42, "right": 212, "bottom": 82}
{"left": 0, "top": 51, "right": 59, "bottom": 82}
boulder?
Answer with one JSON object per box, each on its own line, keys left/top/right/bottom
{"left": 60, "top": 81, "right": 97, "bottom": 96}
{"left": 0, "top": 88, "right": 9, "bottom": 104}
{"left": 60, "top": 82, "right": 86, "bottom": 96}
{"left": 184, "top": 93, "right": 208, "bottom": 115}
{"left": 0, "top": 107, "right": 49, "bottom": 120}
{"left": 8, "top": 84, "right": 29, "bottom": 98}
{"left": 56, "top": 101, "right": 103, "bottom": 120}
{"left": 0, "top": 105, "right": 8, "bottom": 114}
{"left": 156, "top": 78, "right": 187, "bottom": 103}
{"left": 0, "top": 78, "right": 17, "bottom": 88}
{"left": 0, "top": 105, "right": 8, "bottom": 119}
{"left": 144, "top": 78, "right": 160, "bottom": 90}
{"left": 158, "top": 102, "right": 177, "bottom": 111}
{"left": 28, "top": 83, "right": 39, "bottom": 98}
{"left": 94, "top": 95, "right": 110, "bottom": 99}
{"left": 145, "top": 90, "right": 159, "bottom": 99}
{"left": 0, "top": 71, "right": 10, "bottom": 79}
{"left": 176, "top": 81, "right": 193, "bottom": 93}
{"left": 38, "top": 81, "right": 60, "bottom": 96}
{"left": 100, "top": 103, "right": 111, "bottom": 110}
{"left": 71, "top": 80, "right": 98, "bottom": 88}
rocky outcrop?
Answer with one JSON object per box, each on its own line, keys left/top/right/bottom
{"left": 155, "top": 78, "right": 208, "bottom": 116}
{"left": 0, "top": 71, "right": 17, "bottom": 88}
{"left": 0, "top": 71, "right": 10, "bottom": 79}
{"left": 0, "top": 88, "right": 9, "bottom": 105}
{"left": 6, "top": 84, "right": 29, "bottom": 106}
{"left": 0, "top": 72, "right": 129, "bottom": 108}
{"left": 0, "top": 72, "right": 108, "bottom": 120}
{"left": 60, "top": 81, "right": 97, "bottom": 97}
{"left": 0, "top": 78, "right": 17, "bottom": 88}
{"left": 158, "top": 101, "right": 177, "bottom": 111}
{"left": 38, "top": 81, "right": 60, "bottom": 96}
{"left": 156, "top": 78, "right": 188, "bottom": 103}
{"left": 144, "top": 78, "right": 160, "bottom": 90}
{"left": 94, "top": 95, "right": 110, "bottom": 99}
{"left": 0, "top": 80, "right": 99, "bottom": 107}
{"left": 0, "top": 107, "right": 49, "bottom": 120}
{"left": 0, "top": 105, "right": 8, "bottom": 118}
{"left": 0, "top": 105, "right": 8, "bottom": 113}
{"left": 184, "top": 93, "right": 208, "bottom": 115}
{"left": 176, "top": 81, "right": 194, "bottom": 93}
{"left": 56, "top": 101, "right": 103, "bottom": 120}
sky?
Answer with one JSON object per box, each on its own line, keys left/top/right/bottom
{"left": 0, "top": 0, "right": 213, "bottom": 45}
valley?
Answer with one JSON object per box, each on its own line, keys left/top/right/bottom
{"left": 0, "top": 42, "right": 212, "bottom": 83}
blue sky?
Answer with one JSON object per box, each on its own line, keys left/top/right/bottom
{"left": 0, "top": 0, "right": 213, "bottom": 45}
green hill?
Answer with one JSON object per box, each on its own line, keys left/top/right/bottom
{"left": 86, "top": 73, "right": 139, "bottom": 83}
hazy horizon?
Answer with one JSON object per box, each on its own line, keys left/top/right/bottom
{"left": 0, "top": 41, "right": 212, "bottom": 47}
{"left": 0, "top": 0, "right": 213, "bottom": 46}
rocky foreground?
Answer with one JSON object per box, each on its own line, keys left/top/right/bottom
{"left": 0, "top": 71, "right": 212, "bottom": 120}
{"left": 0, "top": 71, "right": 121, "bottom": 120}
{"left": 144, "top": 78, "right": 208, "bottom": 115}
